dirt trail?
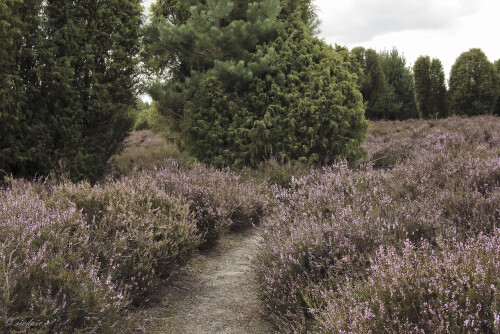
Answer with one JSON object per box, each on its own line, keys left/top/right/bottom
{"left": 134, "top": 229, "right": 272, "bottom": 334}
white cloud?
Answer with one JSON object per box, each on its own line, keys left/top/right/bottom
{"left": 315, "top": 0, "right": 481, "bottom": 44}
{"left": 314, "top": 0, "right": 500, "bottom": 79}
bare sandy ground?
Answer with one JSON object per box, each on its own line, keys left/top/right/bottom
{"left": 130, "top": 229, "right": 272, "bottom": 334}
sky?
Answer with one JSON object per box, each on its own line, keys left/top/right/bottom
{"left": 141, "top": 0, "right": 500, "bottom": 80}
{"left": 314, "top": 0, "right": 500, "bottom": 79}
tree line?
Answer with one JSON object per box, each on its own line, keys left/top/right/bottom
{"left": 1, "top": 0, "right": 499, "bottom": 181}
{"left": 351, "top": 47, "right": 500, "bottom": 120}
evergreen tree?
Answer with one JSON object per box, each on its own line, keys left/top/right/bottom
{"left": 1, "top": 0, "right": 142, "bottom": 181}
{"left": 413, "top": 56, "right": 448, "bottom": 119}
{"left": 379, "top": 48, "right": 418, "bottom": 120}
{"left": 413, "top": 56, "right": 432, "bottom": 118}
{"left": 0, "top": 0, "right": 24, "bottom": 176}
{"left": 352, "top": 47, "right": 400, "bottom": 120}
{"left": 448, "top": 48, "right": 498, "bottom": 116}
{"left": 254, "top": 24, "right": 367, "bottom": 164}
{"left": 146, "top": 0, "right": 368, "bottom": 168}
{"left": 494, "top": 59, "right": 500, "bottom": 115}
{"left": 147, "top": 0, "right": 282, "bottom": 132}
{"left": 0, "top": 0, "right": 47, "bottom": 178}
{"left": 151, "top": 0, "right": 196, "bottom": 24}
{"left": 429, "top": 58, "right": 448, "bottom": 117}
{"left": 35, "top": 0, "right": 142, "bottom": 181}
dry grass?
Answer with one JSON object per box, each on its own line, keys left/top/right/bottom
{"left": 110, "top": 130, "right": 190, "bottom": 176}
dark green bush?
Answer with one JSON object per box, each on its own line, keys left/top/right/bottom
{"left": 184, "top": 23, "right": 368, "bottom": 168}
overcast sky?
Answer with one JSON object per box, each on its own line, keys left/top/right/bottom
{"left": 314, "top": 0, "right": 500, "bottom": 79}
{"left": 142, "top": 0, "right": 500, "bottom": 80}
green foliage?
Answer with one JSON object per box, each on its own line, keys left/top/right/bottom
{"left": 448, "top": 48, "right": 498, "bottom": 116}
{"left": 188, "top": 26, "right": 368, "bottom": 167}
{"left": 495, "top": 59, "right": 500, "bottom": 115}
{"left": 243, "top": 157, "right": 313, "bottom": 188}
{"left": 279, "top": 0, "right": 319, "bottom": 33}
{"left": 379, "top": 48, "right": 418, "bottom": 120}
{"left": 134, "top": 102, "right": 171, "bottom": 134}
{"left": 146, "top": 1, "right": 367, "bottom": 168}
{"left": 0, "top": 0, "right": 45, "bottom": 178}
{"left": 0, "top": 0, "right": 142, "bottom": 182}
{"left": 413, "top": 56, "right": 448, "bottom": 119}
{"left": 352, "top": 47, "right": 401, "bottom": 120}
{"left": 0, "top": 0, "right": 21, "bottom": 175}
{"left": 151, "top": 0, "right": 196, "bottom": 23}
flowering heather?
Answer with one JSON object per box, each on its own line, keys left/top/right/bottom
{"left": 48, "top": 174, "right": 200, "bottom": 304}
{"left": 0, "top": 180, "right": 126, "bottom": 332}
{"left": 144, "top": 159, "right": 272, "bottom": 246}
{"left": 255, "top": 116, "right": 500, "bottom": 333}
{"left": 1, "top": 159, "right": 270, "bottom": 332}
{"left": 318, "top": 233, "right": 500, "bottom": 333}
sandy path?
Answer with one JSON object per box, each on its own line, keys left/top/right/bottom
{"left": 133, "top": 229, "right": 272, "bottom": 334}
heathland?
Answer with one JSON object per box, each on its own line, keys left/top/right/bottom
{"left": 1, "top": 115, "right": 499, "bottom": 333}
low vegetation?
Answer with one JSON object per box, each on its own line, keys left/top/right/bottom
{"left": 255, "top": 116, "right": 500, "bottom": 333}
{"left": 0, "top": 160, "right": 270, "bottom": 332}
{"left": 1, "top": 116, "right": 498, "bottom": 333}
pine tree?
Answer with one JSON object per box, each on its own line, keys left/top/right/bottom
{"left": 145, "top": 0, "right": 368, "bottom": 168}
{"left": 379, "top": 48, "right": 418, "bottom": 120}
{"left": 413, "top": 56, "right": 448, "bottom": 119}
{"left": 449, "top": 49, "right": 498, "bottom": 116}
{"left": 495, "top": 59, "right": 500, "bottom": 115}
{"left": 352, "top": 47, "right": 400, "bottom": 120}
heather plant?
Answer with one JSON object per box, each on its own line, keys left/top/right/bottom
{"left": 363, "top": 116, "right": 500, "bottom": 169}
{"left": 241, "top": 157, "right": 314, "bottom": 188}
{"left": 109, "top": 130, "right": 192, "bottom": 178}
{"left": 48, "top": 175, "right": 200, "bottom": 304}
{"left": 149, "top": 159, "right": 272, "bottom": 245}
{"left": 0, "top": 180, "right": 126, "bottom": 332}
{"left": 318, "top": 233, "right": 500, "bottom": 333}
{"left": 255, "top": 116, "right": 500, "bottom": 333}
{"left": 0, "top": 155, "right": 272, "bottom": 332}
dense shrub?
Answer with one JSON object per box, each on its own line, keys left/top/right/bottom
{"left": 149, "top": 160, "right": 272, "bottom": 245}
{"left": 255, "top": 116, "right": 500, "bottom": 333}
{"left": 146, "top": 0, "right": 368, "bottom": 169}
{"left": 319, "top": 234, "right": 500, "bottom": 333}
{"left": 182, "top": 23, "right": 368, "bottom": 168}
{"left": 0, "top": 180, "right": 126, "bottom": 332}
{"left": 241, "top": 157, "right": 314, "bottom": 188}
{"left": 48, "top": 176, "right": 199, "bottom": 304}
{"left": 0, "top": 158, "right": 271, "bottom": 332}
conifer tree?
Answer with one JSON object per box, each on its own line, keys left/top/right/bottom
{"left": 0, "top": 0, "right": 24, "bottom": 176}
{"left": 448, "top": 49, "right": 497, "bottom": 116}
{"left": 0, "top": 0, "right": 47, "bottom": 178}
{"left": 34, "top": 0, "right": 141, "bottom": 181}
{"left": 1, "top": 0, "right": 142, "bottom": 181}
{"left": 145, "top": 0, "right": 368, "bottom": 168}
{"left": 413, "top": 56, "right": 448, "bottom": 119}
{"left": 429, "top": 58, "right": 448, "bottom": 117}
{"left": 495, "top": 59, "right": 500, "bottom": 115}
{"left": 248, "top": 22, "right": 367, "bottom": 165}
{"left": 352, "top": 47, "right": 400, "bottom": 120}
{"left": 379, "top": 48, "right": 418, "bottom": 120}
